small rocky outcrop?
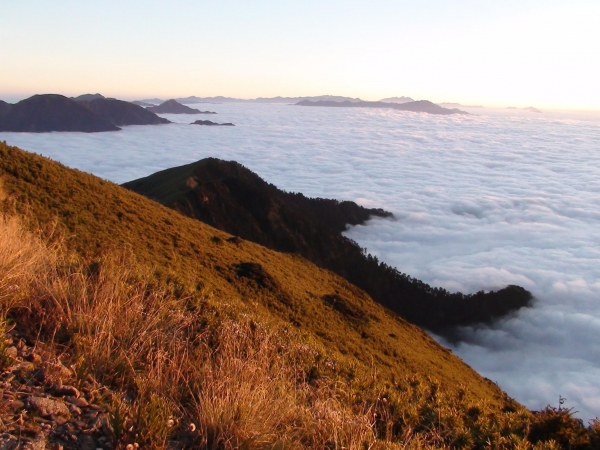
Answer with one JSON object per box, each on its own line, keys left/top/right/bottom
{"left": 0, "top": 330, "right": 117, "bottom": 450}
{"left": 190, "top": 120, "right": 234, "bottom": 126}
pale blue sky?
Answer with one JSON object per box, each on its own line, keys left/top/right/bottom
{"left": 2, "top": 1, "right": 599, "bottom": 109}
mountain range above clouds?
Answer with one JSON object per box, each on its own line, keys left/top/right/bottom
{"left": 0, "top": 93, "right": 544, "bottom": 134}
{"left": 146, "top": 99, "right": 217, "bottom": 115}
{"left": 0, "top": 94, "right": 169, "bottom": 132}
{"left": 135, "top": 95, "right": 470, "bottom": 115}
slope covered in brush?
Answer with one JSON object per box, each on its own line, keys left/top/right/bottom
{"left": 0, "top": 142, "right": 503, "bottom": 402}
{"left": 123, "top": 158, "right": 532, "bottom": 332}
{"left": 3, "top": 143, "right": 599, "bottom": 449}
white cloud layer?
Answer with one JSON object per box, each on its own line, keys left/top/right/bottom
{"left": 2, "top": 104, "right": 600, "bottom": 420}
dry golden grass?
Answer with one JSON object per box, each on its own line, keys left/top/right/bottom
{"left": 0, "top": 142, "right": 509, "bottom": 404}
{"left": 0, "top": 214, "right": 54, "bottom": 312}
{"left": 2, "top": 213, "right": 594, "bottom": 449}
{"left": 0, "top": 214, "right": 378, "bottom": 448}
{"left": 2, "top": 144, "right": 598, "bottom": 449}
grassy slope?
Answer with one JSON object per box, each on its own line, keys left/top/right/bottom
{"left": 122, "top": 158, "right": 532, "bottom": 332}
{"left": 0, "top": 142, "right": 504, "bottom": 405}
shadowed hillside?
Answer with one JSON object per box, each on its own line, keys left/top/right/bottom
{"left": 0, "top": 95, "right": 169, "bottom": 132}
{"left": 123, "top": 158, "right": 532, "bottom": 333}
{"left": 81, "top": 98, "right": 170, "bottom": 126}
{"left": 0, "top": 100, "right": 11, "bottom": 119}
{"left": 147, "top": 99, "right": 209, "bottom": 114}
{"left": 0, "top": 94, "right": 120, "bottom": 132}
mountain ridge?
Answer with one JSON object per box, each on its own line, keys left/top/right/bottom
{"left": 0, "top": 94, "right": 120, "bottom": 132}
{"left": 1, "top": 143, "right": 595, "bottom": 448}
{"left": 123, "top": 158, "right": 532, "bottom": 332}
{"left": 0, "top": 142, "right": 505, "bottom": 401}
{"left": 0, "top": 94, "right": 169, "bottom": 132}
{"left": 147, "top": 99, "right": 213, "bottom": 114}
{"left": 296, "top": 99, "right": 469, "bottom": 115}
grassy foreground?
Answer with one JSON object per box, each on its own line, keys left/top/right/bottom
{"left": 0, "top": 142, "right": 599, "bottom": 448}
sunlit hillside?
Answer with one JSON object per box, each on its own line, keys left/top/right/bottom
{"left": 1, "top": 142, "right": 598, "bottom": 449}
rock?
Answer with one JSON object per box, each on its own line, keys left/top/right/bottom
{"left": 28, "top": 396, "right": 70, "bottom": 417}
{"left": 0, "top": 433, "right": 18, "bottom": 450}
{"left": 38, "top": 362, "right": 73, "bottom": 384}
{"left": 7, "top": 399, "right": 24, "bottom": 411}
{"left": 21, "top": 434, "right": 47, "bottom": 450}
{"left": 68, "top": 404, "right": 82, "bottom": 416}
{"left": 77, "top": 434, "right": 97, "bottom": 450}
{"left": 53, "top": 386, "right": 80, "bottom": 397}
{"left": 65, "top": 396, "right": 88, "bottom": 408}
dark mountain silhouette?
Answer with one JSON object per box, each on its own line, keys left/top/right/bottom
{"left": 72, "top": 93, "right": 106, "bottom": 102}
{"left": 131, "top": 100, "right": 155, "bottom": 107}
{"left": 252, "top": 95, "right": 364, "bottom": 104}
{"left": 169, "top": 95, "right": 364, "bottom": 104}
{"left": 0, "top": 94, "right": 120, "bottom": 132}
{"left": 80, "top": 98, "right": 170, "bottom": 126}
{"left": 123, "top": 158, "right": 532, "bottom": 332}
{"left": 146, "top": 99, "right": 212, "bottom": 114}
{"left": 440, "top": 103, "right": 484, "bottom": 108}
{"left": 131, "top": 98, "right": 165, "bottom": 106}
{"left": 380, "top": 96, "right": 415, "bottom": 103}
{"left": 0, "top": 100, "right": 11, "bottom": 120}
{"left": 191, "top": 120, "right": 234, "bottom": 126}
{"left": 297, "top": 99, "right": 469, "bottom": 115}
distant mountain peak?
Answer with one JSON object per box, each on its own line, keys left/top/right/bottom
{"left": 146, "top": 99, "right": 210, "bottom": 114}
{"left": 296, "top": 99, "right": 469, "bottom": 115}
{"left": 379, "top": 96, "right": 414, "bottom": 104}
{"left": 71, "top": 93, "right": 106, "bottom": 102}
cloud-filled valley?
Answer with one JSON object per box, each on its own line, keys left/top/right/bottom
{"left": 2, "top": 103, "right": 600, "bottom": 420}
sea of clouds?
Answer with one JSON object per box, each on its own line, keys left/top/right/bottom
{"left": 2, "top": 103, "right": 600, "bottom": 420}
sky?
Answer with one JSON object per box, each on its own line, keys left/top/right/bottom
{"left": 1, "top": 0, "right": 600, "bottom": 109}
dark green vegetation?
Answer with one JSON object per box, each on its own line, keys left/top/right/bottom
{"left": 296, "top": 99, "right": 468, "bottom": 115}
{"left": 147, "top": 99, "right": 216, "bottom": 114}
{"left": 0, "top": 95, "right": 169, "bottom": 132}
{"left": 1, "top": 142, "right": 599, "bottom": 449}
{"left": 123, "top": 158, "right": 532, "bottom": 333}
